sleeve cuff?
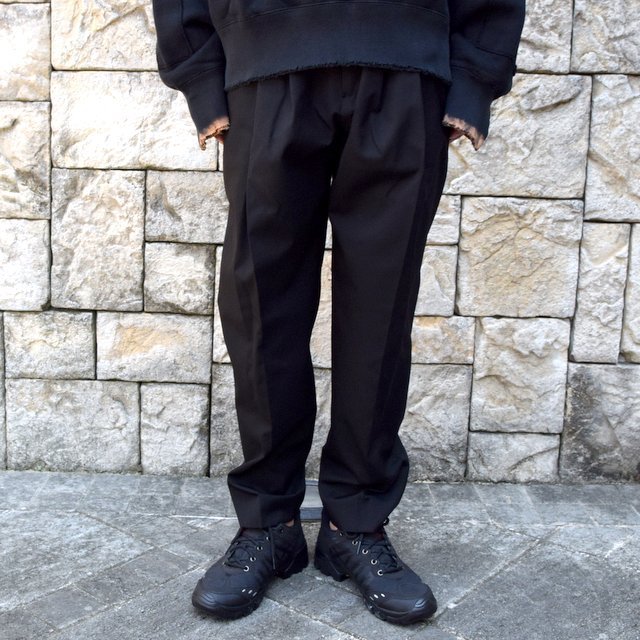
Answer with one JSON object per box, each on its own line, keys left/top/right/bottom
{"left": 181, "top": 68, "right": 229, "bottom": 134}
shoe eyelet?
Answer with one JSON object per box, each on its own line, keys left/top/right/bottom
{"left": 256, "top": 545, "right": 262, "bottom": 551}
{"left": 377, "top": 569, "right": 384, "bottom": 576}
{"left": 352, "top": 540, "right": 358, "bottom": 545}
{"left": 243, "top": 566, "right": 250, "bottom": 572}
{"left": 362, "top": 549, "right": 369, "bottom": 554}
{"left": 371, "top": 559, "right": 378, "bottom": 565}
{"left": 265, "top": 535, "right": 269, "bottom": 541}
{"left": 250, "top": 557, "right": 256, "bottom": 562}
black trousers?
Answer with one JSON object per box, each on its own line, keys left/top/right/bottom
{"left": 219, "top": 65, "right": 449, "bottom": 532}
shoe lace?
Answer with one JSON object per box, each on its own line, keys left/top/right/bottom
{"left": 223, "top": 524, "right": 282, "bottom": 571}
{"left": 346, "top": 518, "right": 402, "bottom": 575}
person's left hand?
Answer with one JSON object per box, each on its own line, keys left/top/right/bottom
{"left": 198, "top": 115, "right": 231, "bottom": 150}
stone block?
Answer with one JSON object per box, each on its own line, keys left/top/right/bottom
{"left": 0, "top": 4, "right": 50, "bottom": 100}
{"left": 416, "top": 245, "right": 457, "bottom": 316}
{"left": 0, "top": 219, "right": 49, "bottom": 310}
{"left": 209, "top": 364, "right": 240, "bottom": 475}
{"left": 146, "top": 171, "right": 228, "bottom": 244}
{"left": 0, "top": 316, "right": 4, "bottom": 469}
{"left": 456, "top": 198, "right": 583, "bottom": 317}
{"left": 445, "top": 74, "right": 591, "bottom": 198}
{"left": 144, "top": 242, "right": 215, "bottom": 315}
{"left": 310, "top": 250, "right": 332, "bottom": 369}
{"left": 0, "top": 101, "right": 50, "bottom": 220}
{"left": 97, "top": 312, "right": 212, "bottom": 383}
{"left": 51, "top": 72, "right": 218, "bottom": 170}
{"left": 4, "top": 311, "right": 94, "bottom": 379}
{"left": 467, "top": 433, "right": 560, "bottom": 482}
{"left": 427, "top": 195, "right": 460, "bottom": 245}
{"left": 560, "top": 363, "right": 640, "bottom": 481}
{"left": 212, "top": 246, "right": 229, "bottom": 364}
{"left": 585, "top": 75, "right": 640, "bottom": 222}
{"left": 621, "top": 225, "right": 640, "bottom": 362}
{"left": 572, "top": 0, "right": 640, "bottom": 73}
{"left": 140, "top": 383, "right": 209, "bottom": 476}
{"left": 401, "top": 364, "right": 472, "bottom": 481}
{"left": 52, "top": 0, "right": 156, "bottom": 70}
{"left": 5, "top": 379, "right": 139, "bottom": 472}
{"left": 571, "top": 223, "right": 630, "bottom": 363}
{"left": 51, "top": 169, "right": 144, "bottom": 310}
{"left": 411, "top": 315, "right": 475, "bottom": 364}
{"left": 306, "top": 368, "right": 331, "bottom": 478}
{"left": 471, "top": 317, "right": 570, "bottom": 433}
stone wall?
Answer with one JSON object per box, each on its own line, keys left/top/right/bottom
{"left": 1, "top": 1, "right": 639, "bottom": 483}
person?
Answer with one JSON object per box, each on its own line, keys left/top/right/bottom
{"left": 151, "top": 0, "right": 526, "bottom": 626}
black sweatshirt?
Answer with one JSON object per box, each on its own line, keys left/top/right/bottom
{"left": 151, "top": 1, "right": 526, "bottom": 150}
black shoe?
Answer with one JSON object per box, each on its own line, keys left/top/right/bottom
{"left": 314, "top": 510, "right": 437, "bottom": 625}
{"left": 192, "top": 518, "right": 308, "bottom": 619}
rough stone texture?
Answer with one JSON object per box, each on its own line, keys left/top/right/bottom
{"left": 0, "top": 219, "right": 49, "bottom": 310}
{"left": 0, "top": 316, "right": 5, "bottom": 469}
{"left": 411, "top": 316, "right": 475, "bottom": 365}
{"left": 51, "top": 0, "right": 156, "bottom": 70}
{"left": 140, "top": 383, "right": 209, "bottom": 476}
{"left": 572, "top": 0, "right": 640, "bottom": 73}
{"left": 416, "top": 245, "right": 457, "bottom": 316}
{"left": 467, "top": 433, "right": 560, "bottom": 482}
{"left": 51, "top": 169, "right": 144, "bottom": 311}
{"left": 518, "top": 0, "right": 573, "bottom": 73}
{"left": 0, "top": 4, "right": 50, "bottom": 100}
{"left": 144, "top": 242, "right": 215, "bottom": 315}
{"left": 97, "top": 312, "right": 212, "bottom": 383}
{"left": 0, "top": 102, "right": 50, "bottom": 220}
{"left": 5, "top": 379, "right": 139, "bottom": 472}
{"left": 212, "top": 246, "right": 229, "bottom": 364}
{"left": 456, "top": 198, "right": 583, "bottom": 317}
{"left": 427, "top": 195, "right": 460, "bottom": 245}
{"left": 571, "top": 223, "right": 630, "bottom": 363}
{"left": 310, "top": 251, "right": 332, "bottom": 369}
{"left": 401, "top": 364, "right": 472, "bottom": 481}
{"left": 621, "top": 225, "right": 640, "bottom": 362}
{"left": 560, "top": 363, "right": 640, "bottom": 481}
{"left": 585, "top": 75, "right": 640, "bottom": 222}
{"left": 306, "top": 368, "right": 332, "bottom": 478}
{"left": 146, "top": 171, "right": 228, "bottom": 244}
{"left": 471, "top": 318, "right": 571, "bottom": 434}
{"left": 445, "top": 74, "right": 591, "bottom": 198}
{"left": 4, "top": 311, "right": 94, "bottom": 379}
{"left": 51, "top": 72, "right": 218, "bottom": 171}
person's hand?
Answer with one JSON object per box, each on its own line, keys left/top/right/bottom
{"left": 198, "top": 115, "right": 231, "bottom": 150}
{"left": 447, "top": 126, "right": 465, "bottom": 143}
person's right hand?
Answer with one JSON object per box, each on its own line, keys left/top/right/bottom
{"left": 198, "top": 115, "right": 231, "bottom": 150}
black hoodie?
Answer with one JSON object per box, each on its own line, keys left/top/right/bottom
{"left": 151, "top": 1, "right": 526, "bottom": 149}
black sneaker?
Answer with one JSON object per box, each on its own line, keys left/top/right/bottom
{"left": 314, "top": 510, "right": 437, "bottom": 625}
{"left": 192, "top": 518, "right": 308, "bottom": 619}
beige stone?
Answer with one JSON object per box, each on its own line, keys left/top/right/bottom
{"left": 471, "top": 317, "right": 570, "bottom": 434}
{"left": 140, "top": 383, "right": 209, "bottom": 476}
{"left": 51, "top": 0, "right": 156, "bottom": 70}
{"left": 445, "top": 74, "right": 591, "bottom": 198}
{"left": 621, "top": 225, "right": 640, "bottom": 363}
{"left": 0, "top": 317, "right": 5, "bottom": 469}
{"left": 0, "top": 102, "right": 50, "bottom": 220}
{"left": 4, "top": 311, "right": 94, "bottom": 379}
{"left": 585, "top": 75, "right": 640, "bottom": 222}
{"left": 144, "top": 242, "right": 215, "bottom": 315}
{"left": 97, "top": 312, "right": 212, "bottom": 383}
{"left": 456, "top": 198, "right": 583, "bottom": 317}
{"left": 0, "top": 219, "right": 49, "bottom": 310}
{"left": 411, "top": 316, "right": 475, "bottom": 365}
{"left": 427, "top": 195, "right": 461, "bottom": 245}
{"left": 146, "top": 171, "right": 228, "bottom": 244}
{"left": 306, "top": 368, "right": 332, "bottom": 478}
{"left": 572, "top": 223, "right": 630, "bottom": 363}
{"left": 415, "top": 245, "right": 457, "bottom": 316}
{"left": 51, "top": 169, "right": 144, "bottom": 311}
{"left": 310, "top": 250, "right": 332, "bottom": 369}
{"left": 0, "top": 4, "right": 50, "bottom": 100}
{"left": 6, "top": 379, "right": 139, "bottom": 472}
{"left": 51, "top": 72, "right": 218, "bottom": 170}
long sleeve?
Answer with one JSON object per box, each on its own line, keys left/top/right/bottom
{"left": 151, "top": 0, "right": 229, "bottom": 133}
{"left": 444, "top": 0, "right": 526, "bottom": 149}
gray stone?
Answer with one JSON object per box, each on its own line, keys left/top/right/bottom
{"left": 0, "top": 3, "right": 50, "bottom": 100}
{"left": 560, "top": 363, "right": 640, "bottom": 481}
{"left": 144, "top": 242, "right": 215, "bottom": 314}
{"left": 427, "top": 195, "right": 461, "bottom": 245}
{"left": 467, "top": 433, "right": 560, "bottom": 482}
{"left": 585, "top": 75, "right": 640, "bottom": 222}
{"left": 416, "top": 245, "right": 457, "bottom": 316}
{"left": 4, "top": 311, "right": 94, "bottom": 379}
{"left": 622, "top": 225, "right": 640, "bottom": 362}
{"left": 0, "top": 317, "right": 4, "bottom": 470}
{"left": 310, "top": 250, "right": 332, "bottom": 368}
{"left": 146, "top": 170, "right": 228, "bottom": 244}
{"left": 401, "top": 364, "right": 472, "bottom": 481}
{"left": 209, "top": 364, "right": 240, "bottom": 476}
{"left": 305, "top": 368, "right": 332, "bottom": 479}
{"left": 572, "top": 0, "right": 640, "bottom": 73}
{"left": 51, "top": 71, "right": 218, "bottom": 170}
{"left": 0, "top": 607, "right": 55, "bottom": 639}
{"left": 471, "top": 318, "right": 570, "bottom": 434}
{"left": 445, "top": 74, "right": 591, "bottom": 198}
{"left": 22, "top": 585, "right": 105, "bottom": 629}
{"left": 411, "top": 315, "right": 475, "bottom": 364}
{"left": 97, "top": 312, "right": 212, "bottom": 383}
{"left": 140, "top": 383, "right": 209, "bottom": 476}
{"left": 456, "top": 198, "right": 583, "bottom": 317}
{"left": 0, "top": 101, "right": 50, "bottom": 220}
{"left": 212, "top": 246, "right": 229, "bottom": 363}
{"left": 5, "top": 379, "right": 139, "bottom": 472}
{"left": 51, "top": 169, "right": 144, "bottom": 311}
{"left": 0, "top": 219, "right": 49, "bottom": 310}
{"left": 571, "top": 222, "right": 630, "bottom": 362}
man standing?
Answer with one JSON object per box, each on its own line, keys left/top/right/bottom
{"left": 151, "top": 0, "right": 525, "bottom": 626}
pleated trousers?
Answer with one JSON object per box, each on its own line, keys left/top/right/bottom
{"left": 218, "top": 65, "right": 449, "bottom": 532}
